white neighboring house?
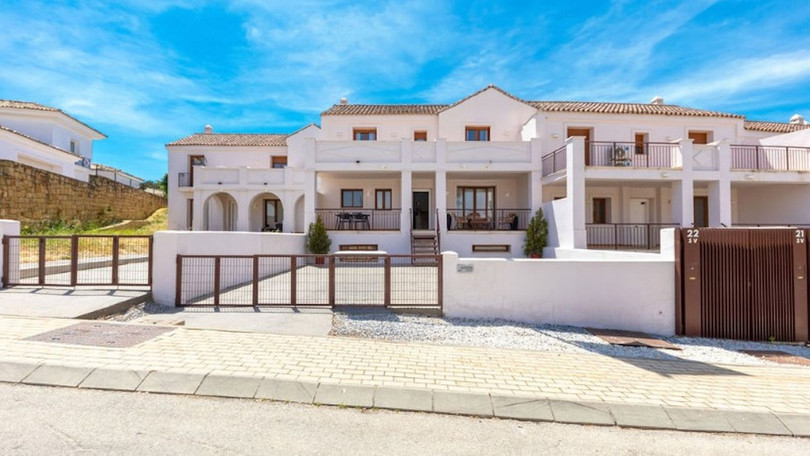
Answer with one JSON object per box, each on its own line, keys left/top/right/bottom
{"left": 0, "top": 100, "right": 106, "bottom": 181}
{"left": 166, "top": 86, "right": 810, "bottom": 257}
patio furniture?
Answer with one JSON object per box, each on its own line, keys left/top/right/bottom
{"left": 336, "top": 212, "right": 353, "bottom": 230}
{"left": 352, "top": 212, "right": 371, "bottom": 230}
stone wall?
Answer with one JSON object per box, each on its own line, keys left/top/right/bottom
{"left": 0, "top": 160, "right": 166, "bottom": 223}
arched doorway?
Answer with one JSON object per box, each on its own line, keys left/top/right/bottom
{"left": 203, "top": 192, "right": 238, "bottom": 231}
{"left": 294, "top": 195, "right": 305, "bottom": 233}
{"left": 250, "top": 192, "right": 284, "bottom": 232}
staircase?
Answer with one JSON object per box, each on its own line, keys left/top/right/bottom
{"left": 411, "top": 231, "right": 439, "bottom": 262}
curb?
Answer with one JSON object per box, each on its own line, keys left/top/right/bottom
{"left": 75, "top": 292, "right": 152, "bottom": 320}
{"left": 1, "top": 360, "right": 808, "bottom": 437}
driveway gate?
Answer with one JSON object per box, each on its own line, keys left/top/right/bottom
{"left": 2, "top": 235, "right": 153, "bottom": 287}
{"left": 675, "top": 228, "right": 809, "bottom": 342}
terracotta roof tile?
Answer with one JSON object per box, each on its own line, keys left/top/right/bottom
{"left": 743, "top": 120, "right": 810, "bottom": 133}
{"left": 321, "top": 104, "right": 448, "bottom": 116}
{"left": 528, "top": 101, "right": 744, "bottom": 118}
{"left": 167, "top": 133, "right": 289, "bottom": 147}
{"left": 0, "top": 124, "right": 83, "bottom": 158}
{"left": 0, "top": 99, "right": 106, "bottom": 137}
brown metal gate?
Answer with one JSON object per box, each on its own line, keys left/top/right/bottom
{"left": 2, "top": 235, "right": 153, "bottom": 287}
{"left": 675, "top": 228, "right": 809, "bottom": 342}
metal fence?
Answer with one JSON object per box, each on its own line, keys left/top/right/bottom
{"left": 176, "top": 254, "right": 442, "bottom": 310}
{"left": 315, "top": 209, "right": 402, "bottom": 231}
{"left": 730, "top": 145, "right": 810, "bottom": 171}
{"left": 589, "top": 142, "right": 676, "bottom": 168}
{"left": 586, "top": 223, "right": 679, "bottom": 251}
{"left": 541, "top": 145, "right": 567, "bottom": 176}
{"left": 446, "top": 209, "right": 530, "bottom": 231}
{"left": 2, "top": 235, "right": 152, "bottom": 287}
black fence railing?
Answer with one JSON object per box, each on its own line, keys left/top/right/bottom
{"left": 730, "top": 145, "right": 810, "bottom": 171}
{"left": 2, "top": 235, "right": 152, "bottom": 287}
{"left": 541, "top": 145, "right": 567, "bottom": 176}
{"left": 589, "top": 142, "right": 677, "bottom": 168}
{"left": 446, "top": 209, "right": 530, "bottom": 231}
{"left": 178, "top": 172, "right": 191, "bottom": 187}
{"left": 316, "top": 209, "right": 401, "bottom": 231}
{"left": 586, "top": 224, "right": 678, "bottom": 251}
{"left": 176, "top": 254, "right": 442, "bottom": 309}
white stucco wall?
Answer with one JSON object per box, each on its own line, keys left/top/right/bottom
{"left": 735, "top": 184, "right": 810, "bottom": 225}
{"left": 438, "top": 88, "right": 536, "bottom": 142}
{"left": 442, "top": 251, "right": 675, "bottom": 335}
{"left": 151, "top": 231, "right": 306, "bottom": 306}
{"left": 319, "top": 114, "right": 438, "bottom": 142}
{"left": 0, "top": 220, "right": 21, "bottom": 286}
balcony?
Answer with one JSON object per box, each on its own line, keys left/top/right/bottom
{"left": 731, "top": 145, "right": 810, "bottom": 172}
{"left": 446, "top": 142, "right": 530, "bottom": 163}
{"left": 541, "top": 145, "right": 567, "bottom": 177}
{"left": 586, "top": 223, "right": 679, "bottom": 251}
{"left": 315, "top": 209, "right": 401, "bottom": 231}
{"left": 446, "top": 209, "right": 531, "bottom": 231}
{"left": 176, "top": 167, "right": 300, "bottom": 189}
{"left": 313, "top": 140, "right": 532, "bottom": 166}
{"left": 588, "top": 142, "right": 679, "bottom": 168}
{"left": 178, "top": 172, "right": 191, "bottom": 187}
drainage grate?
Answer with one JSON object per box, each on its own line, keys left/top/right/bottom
{"left": 24, "top": 322, "right": 175, "bottom": 348}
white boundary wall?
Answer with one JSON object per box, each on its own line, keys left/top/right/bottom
{"left": 0, "top": 220, "right": 21, "bottom": 285}
{"left": 443, "top": 229, "right": 676, "bottom": 335}
{"left": 152, "top": 231, "right": 306, "bottom": 306}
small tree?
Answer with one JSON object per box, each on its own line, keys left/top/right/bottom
{"left": 305, "top": 215, "right": 332, "bottom": 254}
{"left": 523, "top": 208, "right": 549, "bottom": 257}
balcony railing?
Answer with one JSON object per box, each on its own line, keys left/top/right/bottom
{"left": 316, "top": 209, "right": 401, "bottom": 231}
{"left": 586, "top": 223, "right": 679, "bottom": 251}
{"left": 588, "top": 142, "right": 677, "bottom": 168}
{"left": 178, "top": 172, "right": 191, "bottom": 187}
{"left": 446, "top": 209, "right": 531, "bottom": 231}
{"left": 731, "top": 145, "right": 810, "bottom": 171}
{"left": 541, "top": 145, "right": 567, "bottom": 177}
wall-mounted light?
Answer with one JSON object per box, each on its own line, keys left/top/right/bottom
{"left": 551, "top": 133, "right": 560, "bottom": 139}
{"left": 745, "top": 174, "right": 754, "bottom": 180}
{"left": 355, "top": 160, "right": 360, "bottom": 164}
{"left": 217, "top": 181, "right": 222, "bottom": 185}
{"left": 660, "top": 172, "right": 669, "bottom": 178}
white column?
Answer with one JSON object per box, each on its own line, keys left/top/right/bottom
{"left": 566, "top": 136, "right": 587, "bottom": 248}
{"left": 192, "top": 191, "right": 205, "bottom": 231}
{"left": 281, "top": 192, "right": 294, "bottom": 233}
{"left": 304, "top": 171, "right": 317, "bottom": 230}
{"left": 436, "top": 171, "right": 447, "bottom": 236}
{"left": 529, "top": 170, "right": 542, "bottom": 213}
{"left": 235, "top": 192, "right": 250, "bottom": 232}
{"left": 671, "top": 139, "right": 694, "bottom": 227}
{"left": 708, "top": 180, "right": 732, "bottom": 227}
{"left": 401, "top": 171, "right": 413, "bottom": 232}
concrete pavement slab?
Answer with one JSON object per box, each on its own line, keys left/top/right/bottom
{"left": 22, "top": 365, "right": 93, "bottom": 387}
{"left": 255, "top": 379, "right": 317, "bottom": 404}
{"left": 491, "top": 395, "right": 553, "bottom": 422}
{"left": 0, "top": 361, "right": 39, "bottom": 383}
{"left": 314, "top": 384, "right": 374, "bottom": 408}
{"left": 0, "top": 287, "right": 149, "bottom": 319}
{"left": 79, "top": 368, "right": 150, "bottom": 391}
{"left": 374, "top": 387, "right": 433, "bottom": 412}
{"left": 666, "top": 408, "right": 735, "bottom": 433}
{"left": 137, "top": 372, "right": 205, "bottom": 395}
{"left": 550, "top": 401, "right": 614, "bottom": 426}
{"left": 609, "top": 403, "right": 674, "bottom": 430}
{"left": 724, "top": 411, "right": 792, "bottom": 436}
{"left": 132, "top": 307, "right": 333, "bottom": 336}
{"left": 775, "top": 413, "right": 810, "bottom": 437}
{"left": 433, "top": 391, "right": 493, "bottom": 417}
{"left": 195, "top": 375, "right": 261, "bottom": 399}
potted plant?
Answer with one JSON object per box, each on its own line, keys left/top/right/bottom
{"left": 523, "top": 208, "right": 549, "bottom": 258}
{"left": 306, "top": 215, "right": 332, "bottom": 264}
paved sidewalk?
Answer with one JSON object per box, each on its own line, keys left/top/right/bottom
{"left": 0, "top": 287, "right": 150, "bottom": 319}
{"left": 1, "top": 315, "right": 809, "bottom": 436}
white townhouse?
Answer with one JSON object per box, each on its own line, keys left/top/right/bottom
{"left": 166, "top": 86, "right": 810, "bottom": 257}
{"left": 0, "top": 100, "right": 106, "bottom": 181}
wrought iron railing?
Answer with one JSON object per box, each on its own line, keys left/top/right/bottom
{"left": 588, "top": 142, "right": 677, "bottom": 168}
{"left": 315, "top": 209, "right": 401, "bottom": 231}
{"left": 586, "top": 223, "right": 679, "bottom": 251}
{"left": 541, "top": 145, "right": 567, "bottom": 176}
{"left": 730, "top": 145, "right": 810, "bottom": 171}
{"left": 446, "top": 209, "right": 530, "bottom": 231}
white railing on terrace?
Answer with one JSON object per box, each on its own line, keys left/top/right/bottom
{"left": 316, "top": 141, "right": 402, "bottom": 163}
{"left": 588, "top": 142, "right": 679, "bottom": 168}
{"left": 541, "top": 145, "right": 567, "bottom": 177}
{"left": 731, "top": 145, "right": 810, "bottom": 172}
{"left": 313, "top": 140, "right": 531, "bottom": 165}
{"left": 445, "top": 142, "right": 531, "bottom": 163}
{"left": 180, "top": 167, "right": 299, "bottom": 188}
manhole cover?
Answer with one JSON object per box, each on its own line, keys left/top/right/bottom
{"left": 740, "top": 350, "right": 810, "bottom": 366}
{"left": 24, "top": 322, "right": 175, "bottom": 348}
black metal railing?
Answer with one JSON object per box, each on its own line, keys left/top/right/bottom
{"left": 315, "top": 209, "right": 401, "bottom": 231}
{"left": 178, "top": 172, "right": 191, "bottom": 187}
{"left": 588, "top": 142, "right": 677, "bottom": 168}
{"left": 446, "top": 209, "right": 530, "bottom": 231}
{"left": 586, "top": 223, "right": 678, "bottom": 251}
{"left": 730, "top": 145, "right": 810, "bottom": 171}
{"left": 541, "top": 145, "right": 567, "bottom": 176}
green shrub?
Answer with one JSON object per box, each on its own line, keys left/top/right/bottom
{"left": 305, "top": 215, "right": 332, "bottom": 254}
{"left": 523, "top": 208, "right": 549, "bottom": 257}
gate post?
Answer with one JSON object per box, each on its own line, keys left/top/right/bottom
{"left": 252, "top": 256, "right": 259, "bottom": 306}
{"left": 683, "top": 228, "right": 702, "bottom": 336}
{"left": 290, "top": 256, "right": 297, "bottom": 306}
{"left": 38, "top": 237, "right": 46, "bottom": 286}
{"left": 797, "top": 229, "right": 809, "bottom": 341}
{"left": 1, "top": 236, "right": 8, "bottom": 288}
{"left": 70, "top": 235, "right": 78, "bottom": 286}
{"left": 674, "top": 228, "right": 683, "bottom": 335}
{"left": 111, "top": 236, "right": 120, "bottom": 286}
{"left": 384, "top": 256, "right": 391, "bottom": 307}
{"left": 328, "top": 255, "right": 336, "bottom": 308}
{"left": 175, "top": 255, "right": 182, "bottom": 307}
{"left": 213, "top": 257, "right": 221, "bottom": 306}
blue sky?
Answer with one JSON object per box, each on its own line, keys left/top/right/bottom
{"left": 1, "top": 0, "right": 809, "bottom": 180}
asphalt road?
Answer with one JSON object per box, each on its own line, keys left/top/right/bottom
{"left": 1, "top": 383, "right": 808, "bottom": 455}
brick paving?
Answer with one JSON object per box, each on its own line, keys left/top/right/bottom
{"left": 1, "top": 315, "right": 810, "bottom": 414}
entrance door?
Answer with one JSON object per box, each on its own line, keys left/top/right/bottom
{"left": 629, "top": 199, "right": 650, "bottom": 248}
{"left": 567, "top": 128, "right": 592, "bottom": 166}
{"left": 412, "top": 191, "right": 430, "bottom": 230}
{"left": 694, "top": 196, "right": 708, "bottom": 227}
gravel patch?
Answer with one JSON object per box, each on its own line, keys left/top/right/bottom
{"left": 331, "top": 311, "right": 810, "bottom": 368}
{"left": 99, "top": 301, "right": 175, "bottom": 322}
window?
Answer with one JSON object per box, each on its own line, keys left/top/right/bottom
{"left": 341, "top": 189, "right": 364, "bottom": 208}
{"left": 69, "top": 140, "right": 79, "bottom": 154}
{"left": 593, "top": 198, "right": 609, "bottom": 224}
{"left": 688, "top": 131, "right": 709, "bottom": 145}
{"left": 271, "top": 156, "right": 287, "bottom": 168}
{"left": 264, "top": 199, "right": 282, "bottom": 230}
{"left": 375, "top": 189, "right": 392, "bottom": 210}
{"left": 465, "top": 126, "right": 490, "bottom": 141}
{"left": 188, "top": 155, "right": 205, "bottom": 186}
{"left": 413, "top": 131, "right": 427, "bottom": 141}
{"left": 456, "top": 186, "right": 495, "bottom": 215}
{"left": 186, "top": 199, "right": 193, "bottom": 230}
{"left": 634, "top": 133, "right": 648, "bottom": 154}
{"left": 353, "top": 128, "right": 377, "bottom": 141}
{"left": 567, "top": 127, "right": 592, "bottom": 165}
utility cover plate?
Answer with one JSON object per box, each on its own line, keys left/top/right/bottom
{"left": 25, "top": 322, "right": 174, "bottom": 348}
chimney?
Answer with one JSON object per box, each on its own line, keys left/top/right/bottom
{"left": 650, "top": 96, "right": 664, "bottom": 105}
{"left": 203, "top": 124, "right": 214, "bottom": 134}
{"left": 790, "top": 114, "right": 806, "bottom": 125}
{"left": 340, "top": 97, "right": 348, "bottom": 105}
